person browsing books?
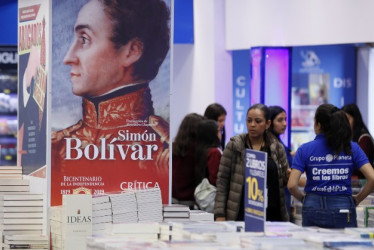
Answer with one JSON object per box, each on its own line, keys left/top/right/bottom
{"left": 214, "top": 104, "right": 290, "bottom": 221}
{"left": 288, "top": 104, "right": 374, "bottom": 228}
{"left": 172, "top": 113, "right": 205, "bottom": 209}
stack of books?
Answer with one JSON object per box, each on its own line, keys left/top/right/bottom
{"left": 0, "top": 166, "right": 22, "bottom": 180}
{"left": 3, "top": 234, "right": 48, "bottom": 249}
{"left": 109, "top": 222, "right": 160, "bottom": 241}
{"left": 241, "top": 236, "right": 306, "bottom": 248}
{"left": 356, "top": 205, "right": 366, "bottom": 227}
{"left": 189, "top": 210, "right": 214, "bottom": 221}
{"left": 109, "top": 192, "right": 138, "bottom": 223}
{"left": 50, "top": 194, "right": 92, "bottom": 250}
{"left": 162, "top": 204, "right": 190, "bottom": 222}
{"left": 135, "top": 188, "right": 163, "bottom": 222}
{"left": 0, "top": 178, "right": 29, "bottom": 194}
{"left": 159, "top": 222, "right": 173, "bottom": 241}
{"left": 291, "top": 196, "right": 302, "bottom": 226}
{"left": 366, "top": 207, "right": 374, "bottom": 227}
{"left": 86, "top": 235, "right": 165, "bottom": 250}
{"left": 50, "top": 205, "right": 64, "bottom": 249}
{"left": 0, "top": 193, "right": 44, "bottom": 236}
{"left": 92, "top": 195, "right": 112, "bottom": 234}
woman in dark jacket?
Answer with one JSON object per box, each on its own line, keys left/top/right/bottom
{"left": 214, "top": 104, "right": 290, "bottom": 221}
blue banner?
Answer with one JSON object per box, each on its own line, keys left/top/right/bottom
{"left": 292, "top": 45, "right": 356, "bottom": 107}
{"left": 232, "top": 50, "right": 250, "bottom": 135}
{"left": 244, "top": 149, "right": 267, "bottom": 232}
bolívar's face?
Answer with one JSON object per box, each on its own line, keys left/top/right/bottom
{"left": 272, "top": 111, "right": 287, "bottom": 135}
{"left": 63, "top": 0, "right": 125, "bottom": 97}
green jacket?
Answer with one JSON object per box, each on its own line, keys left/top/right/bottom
{"left": 214, "top": 133, "right": 289, "bottom": 221}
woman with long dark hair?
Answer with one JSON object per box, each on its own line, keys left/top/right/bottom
{"left": 342, "top": 103, "right": 374, "bottom": 178}
{"left": 195, "top": 120, "right": 222, "bottom": 187}
{"left": 214, "top": 103, "right": 290, "bottom": 221}
{"left": 288, "top": 104, "right": 374, "bottom": 228}
{"left": 204, "top": 103, "right": 227, "bottom": 149}
{"left": 172, "top": 113, "right": 205, "bottom": 208}
{"left": 268, "top": 106, "right": 293, "bottom": 220}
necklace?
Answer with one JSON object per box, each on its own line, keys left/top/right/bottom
{"left": 247, "top": 136, "right": 265, "bottom": 151}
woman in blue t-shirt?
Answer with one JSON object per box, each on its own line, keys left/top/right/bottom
{"left": 288, "top": 104, "right": 374, "bottom": 228}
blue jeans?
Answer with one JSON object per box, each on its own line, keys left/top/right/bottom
{"left": 302, "top": 193, "right": 357, "bottom": 228}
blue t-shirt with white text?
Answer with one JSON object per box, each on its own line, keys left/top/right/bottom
{"left": 292, "top": 134, "right": 369, "bottom": 195}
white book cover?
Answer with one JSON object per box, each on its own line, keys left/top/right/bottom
{"left": 62, "top": 194, "right": 92, "bottom": 237}
{"left": 0, "top": 206, "right": 43, "bottom": 213}
{"left": 189, "top": 211, "right": 214, "bottom": 221}
{"left": 0, "top": 166, "right": 22, "bottom": 170}
{"left": 92, "top": 215, "right": 112, "bottom": 224}
{"left": 112, "top": 217, "right": 138, "bottom": 223}
{"left": 0, "top": 200, "right": 43, "bottom": 206}
{"left": 50, "top": 220, "right": 63, "bottom": 235}
{"left": 111, "top": 201, "right": 137, "bottom": 209}
{"left": 163, "top": 204, "right": 190, "bottom": 212}
{"left": 4, "top": 234, "right": 48, "bottom": 241}
{"left": 0, "top": 212, "right": 43, "bottom": 218}
{"left": 112, "top": 211, "right": 138, "bottom": 218}
{"left": 51, "top": 233, "right": 63, "bottom": 248}
{"left": 92, "top": 208, "right": 112, "bottom": 218}
{"left": 0, "top": 218, "right": 43, "bottom": 224}
{"left": 0, "top": 186, "right": 30, "bottom": 192}
{"left": 92, "top": 202, "right": 111, "bottom": 212}
{"left": 0, "top": 224, "right": 44, "bottom": 230}
{"left": 112, "top": 214, "right": 138, "bottom": 223}
{"left": 92, "top": 195, "right": 110, "bottom": 205}
{"left": 138, "top": 204, "right": 163, "bottom": 211}
{"left": 111, "top": 205, "right": 137, "bottom": 214}
{"left": 92, "top": 222, "right": 111, "bottom": 232}
{"left": 163, "top": 211, "right": 189, "bottom": 218}
{"left": 0, "top": 175, "right": 22, "bottom": 179}
{"left": 0, "top": 191, "right": 30, "bottom": 195}
{"left": 109, "top": 194, "right": 136, "bottom": 203}
{"left": 3, "top": 245, "right": 48, "bottom": 250}
{"left": 111, "top": 222, "right": 160, "bottom": 234}
{"left": 4, "top": 239, "right": 48, "bottom": 245}
{"left": 0, "top": 194, "right": 43, "bottom": 200}
{"left": 49, "top": 205, "right": 62, "bottom": 221}
{"left": 0, "top": 169, "right": 22, "bottom": 173}
{"left": 163, "top": 217, "right": 190, "bottom": 222}
{"left": 2, "top": 230, "right": 43, "bottom": 235}
{"left": 0, "top": 179, "right": 29, "bottom": 185}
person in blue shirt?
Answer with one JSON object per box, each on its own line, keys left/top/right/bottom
{"left": 288, "top": 104, "right": 374, "bottom": 228}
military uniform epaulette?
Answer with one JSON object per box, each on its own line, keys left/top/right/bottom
{"left": 51, "top": 120, "right": 84, "bottom": 143}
